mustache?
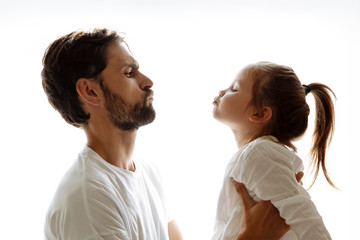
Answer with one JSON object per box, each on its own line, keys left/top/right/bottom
{"left": 144, "top": 89, "right": 154, "bottom": 98}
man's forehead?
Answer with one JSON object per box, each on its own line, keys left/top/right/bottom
{"left": 106, "top": 41, "right": 138, "bottom": 67}
{"left": 123, "top": 52, "right": 139, "bottom": 68}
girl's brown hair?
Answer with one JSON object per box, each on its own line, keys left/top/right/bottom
{"left": 247, "top": 61, "right": 336, "bottom": 189}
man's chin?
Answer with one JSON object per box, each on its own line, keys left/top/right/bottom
{"left": 142, "top": 110, "right": 156, "bottom": 126}
{"left": 135, "top": 107, "right": 156, "bottom": 128}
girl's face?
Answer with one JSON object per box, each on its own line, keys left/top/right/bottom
{"left": 213, "top": 68, "right": 255, "bottom": 130}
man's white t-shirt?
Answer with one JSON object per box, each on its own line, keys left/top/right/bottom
{"left": 45, "top": 146, "right": 170, "bottom": 240}
{"left": 212, "top": 136, "right": 331, "bottom": 240}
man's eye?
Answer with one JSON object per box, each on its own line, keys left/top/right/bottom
{"left": 125, "top": 71, "right": 133, "bottom": 77}
{"left": 230, "top": 88, "right": 238, "bottom": 92}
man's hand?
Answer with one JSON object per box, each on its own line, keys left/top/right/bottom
{"left": 168, "top": 220, "right": 183, "bottom": 240}
{"left": 233, "top": 171, "right": 304, "bottom": 240}
{"left": 233, "top": 179, "right": 290, "bottom": 240}
{"left": 296, "top": 171, "right": 304, "bottom": 185}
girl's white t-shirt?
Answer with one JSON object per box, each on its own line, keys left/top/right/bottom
{"left": 45, "top": 146, "right": 170, "bottom": 240}
{"left": 212, "top": 136, "right": 331, "bottom": 240}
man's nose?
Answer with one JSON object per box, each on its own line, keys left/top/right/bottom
{"left": 139, "top": 73, "right": 153, "bottom": 90}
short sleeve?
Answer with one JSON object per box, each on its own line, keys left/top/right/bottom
{"left": 229, "top": 140, "right": 331, "bottom": 240}
{"left": 83, "top": 179, "right": 131, "bottom": 239}
{"left": 231, "top": 141, "right": 303, "bottom": 201}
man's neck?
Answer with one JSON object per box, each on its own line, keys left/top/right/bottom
{"left": 85, "top": 123, "right": 137, "bottom": 171}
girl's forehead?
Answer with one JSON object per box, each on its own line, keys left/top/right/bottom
{"left": 240, "top": 66, "right": 254, "bottom": 77}
{"left": 234, "top": 67, "right": 254, "bottom": 85}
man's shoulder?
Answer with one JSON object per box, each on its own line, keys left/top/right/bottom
{"left": 46, "top": 147, "right": 106, "bottom": 212}
{"left": 46, "top": 156, "right": 86, "bottom": 211}
{"left": 44, "top": 156, "right": 91, "bottom": 240}
{"left": 45, "top": 148, "right": 117, "bottom": 239}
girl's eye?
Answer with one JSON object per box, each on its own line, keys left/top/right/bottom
{"left": 230, "top": 88, "right": 238, "bottom": 92}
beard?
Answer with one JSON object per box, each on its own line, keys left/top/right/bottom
{"left": 100, "top": 82, "right": 156, "bottom": 131}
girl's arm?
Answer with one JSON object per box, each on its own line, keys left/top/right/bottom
{"left": 234, "top": 181, "right": 290, "bottom": 240}
{"left": 232, "top": 141, "right": 331, "bottom": 240}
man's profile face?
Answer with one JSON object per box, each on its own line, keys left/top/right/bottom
{"left": 99, "top": 41, "right": 155, "bottom": 130}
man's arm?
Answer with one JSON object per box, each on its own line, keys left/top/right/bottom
{"left": 167, "top": 172, "right": 303, "bottom": 240}
{"left": 167, "top": 186, "right": 290, "bottom": 240}
{"left": 234, "top": 172, "right": 304, "bottom": 240}
{"left": 234, "top": 180, "right": 290, "bottom": 240}
{"left": 168, "top": 220, "right": 183, "bottom": 240}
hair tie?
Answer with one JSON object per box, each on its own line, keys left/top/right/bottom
{"left": 302, "top": 84, "right": 311, "bottom": 95}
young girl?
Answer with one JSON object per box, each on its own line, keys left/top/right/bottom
{"left": 212, "top": 61, "right": 335, "bottom": 240}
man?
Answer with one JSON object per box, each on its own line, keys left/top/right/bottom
{"left": 42, "top": 28, "right": 291, "bottom": 239}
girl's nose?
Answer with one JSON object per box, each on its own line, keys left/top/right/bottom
{"left": 219, "top": 90, "right": 225, "bottom": 97}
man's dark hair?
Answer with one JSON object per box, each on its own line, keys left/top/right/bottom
{"left": 41, "top": 28, "right": 121, "bottom": 127}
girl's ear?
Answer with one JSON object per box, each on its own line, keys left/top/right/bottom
{"left": 76, "top": 78, "right": 101, "bottom": 107}
{"left": 249, "top": 106, "right": 272, "bottom": 123}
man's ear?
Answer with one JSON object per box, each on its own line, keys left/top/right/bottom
{"left": 76, "top": 78, "right": 101, "bottom": 107}
{"left": 249, "top": 106, "right": 272, "bottom": 123}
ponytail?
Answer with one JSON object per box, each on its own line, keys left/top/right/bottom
{"left": 248, "top": 62, "right": 337, "bottom": 189}
{"left": 307, "top": 83, "right": 337, "bottom": 189}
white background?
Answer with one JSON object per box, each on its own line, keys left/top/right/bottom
{"left": 0, "top": 0, "right": 359, "bottom": 239}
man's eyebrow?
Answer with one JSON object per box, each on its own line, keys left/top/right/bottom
{"left": 128, "top": 62, "right": 139, "bottom": 69}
